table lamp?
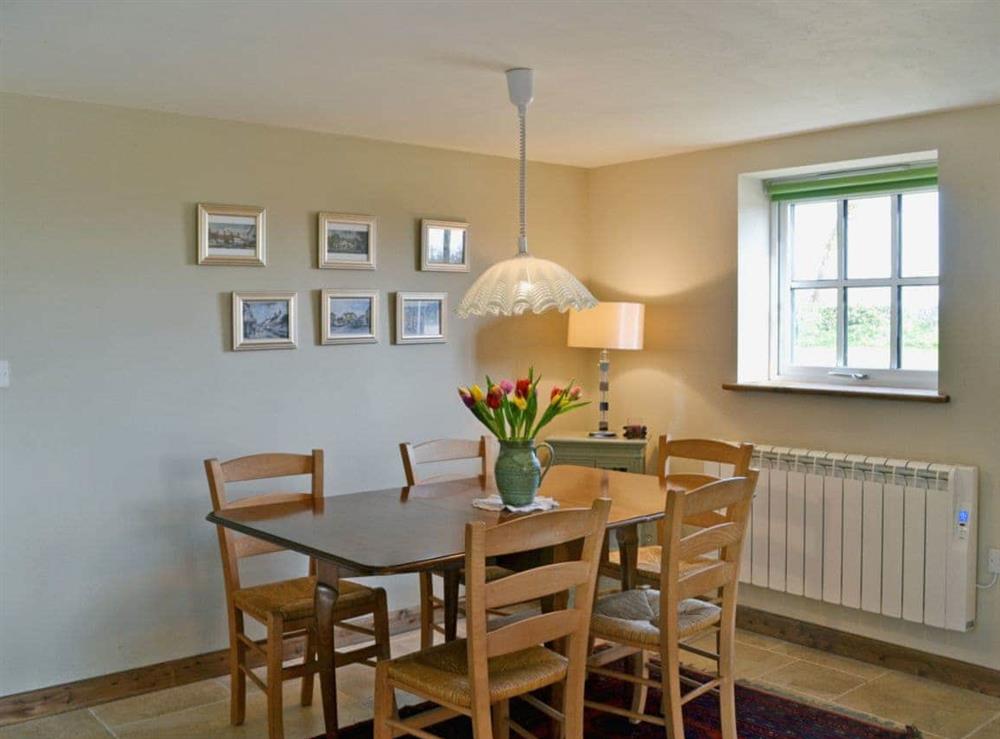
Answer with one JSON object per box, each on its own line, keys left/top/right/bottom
{"left": 567, "top": 302, "right": 645, "bottom": 437}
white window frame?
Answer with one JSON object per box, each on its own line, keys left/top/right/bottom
{"left": 770, "top": 187, "right": 939, "bottom": 390}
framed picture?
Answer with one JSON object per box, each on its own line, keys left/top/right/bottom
{"left": 198, "top": 204, "right": 265, "bottom": 266}
{"left": 232, "top": 291, "right": 297, "bottom": 351}
{"left": 321, "top": 289, "right": 380, "bottom": 345}
{"left": 318, "top": 212, "right": 376, "bottom": 270}
{"left": 395, "top": 292, "right": 447, "bottom": 344}
{"left": 421, "top": 219, "right": 469, "bottom": 272}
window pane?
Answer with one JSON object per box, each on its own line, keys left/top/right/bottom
{"left": 791, "top": 201, "right": 838, "bottom": 281}
{"left": 901, "top": 191, "right": 939, "bottom": 277}
{"left": 846, "top": 196, "right": 891, "bottom": 279}
{"left": 901, "top": 286, "right": 938, "bottom": 371}
{"left": 791, "top": 288, "right": 837, "bottom": 366}
{"left": 846, "top": 287, "right": 891, "bottom": 369}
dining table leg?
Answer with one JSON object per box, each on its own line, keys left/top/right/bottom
{"left": 442, "top": 569, "right": 460, "bottom": 641}
{"left": 315, "top": 559, "right": 341, "bottom": 739}
{"left": 615, "top": 524, "right": 639, "bottom": 591}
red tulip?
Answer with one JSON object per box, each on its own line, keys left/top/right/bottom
{"left": 551, "top": 385, "right": 563, "bottom": 402}
{"left": 487, "top": 385, "right": 503, "bottom": 409}
{"left": 515, "top": 378, "right": 532, "bottom": 398}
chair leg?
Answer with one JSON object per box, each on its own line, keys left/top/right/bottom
{"left": 563, "top": 633, "right": 588, "bottom": 739}
{"left": 470, "top": 696, "right": 494, "bottom": 739}
{"left": 229, "top": 610, "right": 247, "bottom": 726}
{"left": 266, "top": 614, "right": 285, "bottom": 739}
{"left": 419, "top": 572, "right": 435, "bottom": 650}
{"left": 661, "top": 645, "right": 685, "bottom": 739}
{"left": 718, "top": 589, "right": 738, "bottom": 739}
{"left": 629, "top": 649, "right": 648, "bottom": 723}
{"left": 300, "top": 626, "right": 315, "bottom": 707}
{"left": 373, "top": 660, "right": 394, "bottom": 739}
{"left": 492, "top": 699, "right": 510, "bottom": 739}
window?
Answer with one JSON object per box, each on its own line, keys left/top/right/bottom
{"left": 769, "top": 165, "right": 939, "bottom": 390}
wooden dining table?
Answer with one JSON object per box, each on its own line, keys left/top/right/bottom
{"left": 206, "top": 464, "right": 671, "bottom": 738}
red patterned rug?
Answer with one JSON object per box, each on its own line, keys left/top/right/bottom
{"left": 322, "top": 661, "right": 920, "bottom": 738}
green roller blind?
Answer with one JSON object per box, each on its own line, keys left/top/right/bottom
{"left": 766, "top": 165, "right": 938, "bottom": 202}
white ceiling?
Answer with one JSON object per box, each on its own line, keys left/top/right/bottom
{"left": 3, "top": 0, "right": 999, "bottom": 167}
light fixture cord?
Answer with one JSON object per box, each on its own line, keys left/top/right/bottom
{"left": 518, "top": 104, "right": 528, "bottom": 255}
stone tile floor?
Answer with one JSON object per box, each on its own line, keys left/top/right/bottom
{"left": 3, "top": 627, "right": 998, "bottom": 739}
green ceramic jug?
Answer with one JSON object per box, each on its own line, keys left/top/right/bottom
{"left": 494, "top": 439, "right": 554, "bottom": 507}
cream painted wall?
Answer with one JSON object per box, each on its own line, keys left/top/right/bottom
{"left": 0, "top": 94, "right": 592, "bottom": 695}
{"left": 2, "top": 92, "right": 998, "bottom": 697}
{"left": 587, "top": 104, "right": 1000, "bottom": 669}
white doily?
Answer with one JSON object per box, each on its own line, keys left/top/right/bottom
{"left": 472, "top": 494, "right": 560, "bottom": 513}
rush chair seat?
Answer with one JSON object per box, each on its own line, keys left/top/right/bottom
{"left": 374, "top": 498, "right": 611, "bottom": 739}
{"left": 231, "top": 576, "right": 376, "bottom": 622}
{"left": 205, "top": 450, "right": 391, "bottom": 739}
{"left": 399, "top": 437, "right": 515, "bottom": 648}
{"left": 606, "top": 437, "right": 754, "bottom": 589}
{"left": 385, "top": 640, "right": 569, "bottom": 707}
{"left": 587, "top": 475, "right": 757, "bottom": 739}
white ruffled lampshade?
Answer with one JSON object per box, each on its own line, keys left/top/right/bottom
{"left": 456, "top": 254, "right": 598, "bottom": 318}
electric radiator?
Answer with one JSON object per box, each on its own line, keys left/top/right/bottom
{"left": 703, "top": 446, "right": 979, "bottom": 632}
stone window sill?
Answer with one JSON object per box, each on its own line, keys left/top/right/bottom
{"left": 722, "top": 381, "right": 949, "bottom": 403}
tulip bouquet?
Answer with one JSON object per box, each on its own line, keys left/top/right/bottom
{"left": 457, "top": 367, "right": 588, "bottom": 441}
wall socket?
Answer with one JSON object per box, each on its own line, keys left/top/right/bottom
{"left": 989, "top": 548, "right": 1000, "bottom": 574}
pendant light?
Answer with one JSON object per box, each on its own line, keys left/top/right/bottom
{"left": 456, "top": 68, "right": 598, "bottom": 318}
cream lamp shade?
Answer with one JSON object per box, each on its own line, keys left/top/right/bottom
{"left": 567, "top": 302, "right": 645, "bottom": 351}
{"left": 567, "top": 302, "right": 645, "bottom": 437}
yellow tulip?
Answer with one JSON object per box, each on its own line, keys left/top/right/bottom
{"left": 512, "top": 394, "right": 527, "bottom": 410}
{"left": 470, "top": 384, "right": 485, "bottom": 403}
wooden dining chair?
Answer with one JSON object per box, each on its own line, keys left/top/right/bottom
{"left": 586, "top": 475, "right": 757, "bottom": 738}
{"left": 607, "top": 437, "right": 754, "bottom": 587}
{"left": 399, "top": 437, "right": 509, "bottom": 649}
{"left": 374, "top": 498, "right": 611, "bottom": 739}
{"left": 205, "top": 450, "right": 391, "bottom": 739}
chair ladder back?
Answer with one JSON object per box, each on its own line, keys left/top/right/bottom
{"left": 204, "top": 449, "right": 324, "bottom": 592}
{"left": 220, "top": 452, "right": 317, "bottom": 483}
{"left": 659, "top": 475, "right": 755, "bottom": 603}
{"left": 399, "top": 436, "right": 495, "bottom": 485}
{"left": 482, "top": 507, "right": 607, "bottom": 559}
{"left": 464, "top": 498, "right": 611, "bottom": 709}
{"left": 657, "top": 437, "right": 754, "bottom": 481}
{"left": 656, "top": 438, "right": 754, "bottom": 538}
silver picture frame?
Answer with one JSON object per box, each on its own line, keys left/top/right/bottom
{"left": 232, "top": 291, "right": 297, "bottom": 351}
{"left": 318, "top": 212, "right": 377, "bottom": 270}
{"left": 421, "top": 219, "right": 469, "bottom": 272}
{"left": 321, "top": 289, "right": 380, "bottom": 345}
{"left": 395, "top": 292, "right": 447, "bottom": 344}
{"left": 198, "top": 203, "right": 266, "bottom": 266}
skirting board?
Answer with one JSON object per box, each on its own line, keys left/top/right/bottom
{"left": 736, "top": 605, "right": 999, "bottom": 698}
{"left": 0, "top": 607, "right": 421, "bottom": 727}
{"left": 2, "top": 604, "right": 997, "bottom": 727}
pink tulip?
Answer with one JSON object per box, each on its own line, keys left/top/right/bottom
{"left": 500, "top": 379, "right": 514, "bottom": 394}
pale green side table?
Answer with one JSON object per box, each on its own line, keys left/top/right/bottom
{"left": 545, "top": 433, "right": 649, "bottom": 474}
